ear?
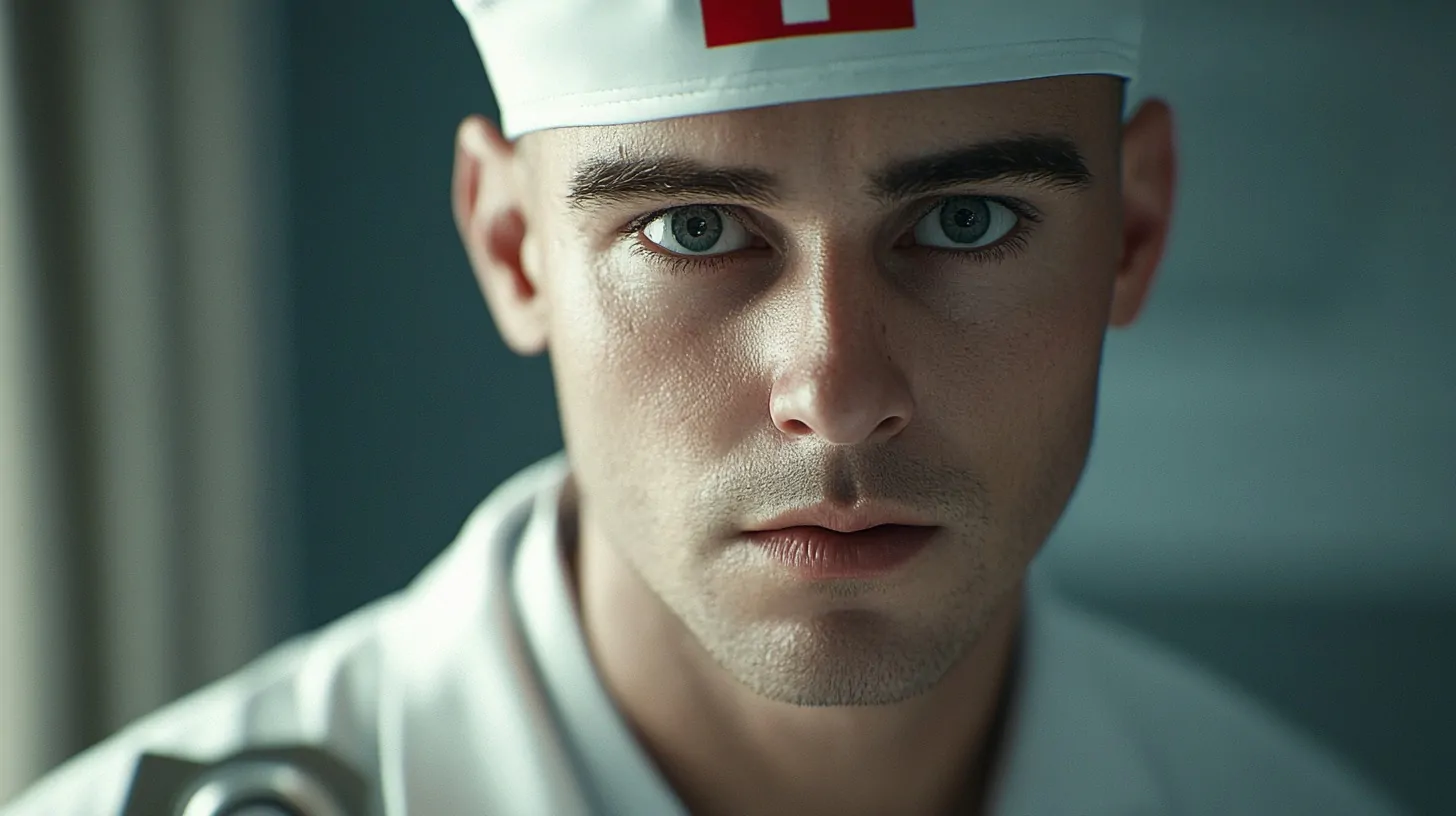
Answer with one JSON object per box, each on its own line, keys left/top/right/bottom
{"left": 1109, "top": 98, "right": 1178, "bottom": 328}
{"left": 453, "top": 115, "right": 548, "bottom": 355}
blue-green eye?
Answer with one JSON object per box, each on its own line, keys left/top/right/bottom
{"left": 911, "top": 196, "right": 1019, "bottom": 249}
{"left": 641, "top": 205, "right": 753, "bottom": 256}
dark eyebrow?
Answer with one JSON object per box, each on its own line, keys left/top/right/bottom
{"left": 566, "top": 156, "right": 780, "bottom": 211}
{"left": 564, "top": 134, "right": 1091, "bottom": 213}
{"left": 868, "top": 135, "right": 1093, "bottom": 202}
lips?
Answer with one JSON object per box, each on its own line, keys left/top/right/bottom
{"left": 745, "top": 522, "right": 937, "bottom": 580}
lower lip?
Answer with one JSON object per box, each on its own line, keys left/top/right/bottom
{"left": 747, "top": 525, "right": 937, "bottom": 580}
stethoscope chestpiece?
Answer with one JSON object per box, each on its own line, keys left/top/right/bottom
{"left": 121, "top": 746, "right": 368, "bottom": 816}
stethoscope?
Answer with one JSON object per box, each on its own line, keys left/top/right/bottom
{"left": 176, "top": 759, "right": 347, "bottom": 816}
{"left": 122, "top": 746, "right": 366, "bottom": 816}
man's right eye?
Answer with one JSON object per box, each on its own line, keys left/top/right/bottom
{"left": 641, "top": 206, "right": 755, "bottom": 256}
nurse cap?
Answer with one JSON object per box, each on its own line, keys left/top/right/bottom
{"left": 453, "top": 0, "right": 1143, "bottom": 140}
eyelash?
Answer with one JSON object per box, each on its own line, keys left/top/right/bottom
{"left": 617, "top": 196, "right": 1043, "bottom": 274}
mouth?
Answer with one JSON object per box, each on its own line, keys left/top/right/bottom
{"left": 744, "top": 517, "right": 938, "bottom": 580}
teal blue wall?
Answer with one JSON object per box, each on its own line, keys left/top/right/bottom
{"left": 283, "top": 0, "right": 560, "bottom": 631}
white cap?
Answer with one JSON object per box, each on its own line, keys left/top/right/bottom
{"left": 454, "top": 0, "right": 1143, "bottom": 139}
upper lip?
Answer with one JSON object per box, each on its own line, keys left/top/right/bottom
{"left": 746, "top": 504, "right": 935, "bottom": 534}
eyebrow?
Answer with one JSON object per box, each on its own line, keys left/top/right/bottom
{"left": 867, "top": 134, "right": 1092, "bottom": 202}
{"left": 566, "top": 156, "right": 779, "bottom": 211}
{"left": 564, "top": 134, "right": 1091, "bottom": 211}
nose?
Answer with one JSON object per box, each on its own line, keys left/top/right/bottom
{"left": 768, "top": 269, "right": 915, "bottom": 446}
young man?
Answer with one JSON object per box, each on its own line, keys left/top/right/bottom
{"left": 3, "top": 1, "right": 1407, "bottom": 814}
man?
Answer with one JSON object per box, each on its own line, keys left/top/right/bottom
{"left": 2, "top": 1, "right": 1407, "bottom": 814}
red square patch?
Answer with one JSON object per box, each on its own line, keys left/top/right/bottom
{"left": 701, "top": 0, "right": 916, "bottom": 48}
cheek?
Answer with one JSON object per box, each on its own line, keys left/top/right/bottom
{"left": 987, "top": 211, "right": 1117, "bottom": 382}
{"left": 548, "top": 253, "right": 761, "bottom": 484}
{"left": 920, "top": 222, "right": 1115, "bottom": 484}
{"left": 949, "top": 233, "right": 1106, "bottom": 507}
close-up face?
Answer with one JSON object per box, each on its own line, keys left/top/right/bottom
{"left": 476, "top": 74, "right": 1155, "bottom": 707}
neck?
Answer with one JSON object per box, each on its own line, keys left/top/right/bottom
{"left": 574, "top": 522, "right": 1024, "bottom": 816}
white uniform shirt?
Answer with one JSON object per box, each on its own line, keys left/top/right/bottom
{"left": 3, "top": 455, "right": 1407, "bottom": 815}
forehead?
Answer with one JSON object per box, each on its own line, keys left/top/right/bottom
{"left": 519, "top": 75, "right": 1123, "bottom": 191}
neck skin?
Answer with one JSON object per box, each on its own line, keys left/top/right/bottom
{"left": 572, "top": 514, "right": 1024, "bottom": 816}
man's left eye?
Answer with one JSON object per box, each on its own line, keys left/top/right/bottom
{"left": 641, "top": 206, "right": 754, "bottom": 256}
{"left": 911, "top": 196, "right": 1019, "bottom": 249}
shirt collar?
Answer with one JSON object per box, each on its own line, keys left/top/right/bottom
{"left": 986, "top": 567, "right": 1171, "bottom": 815}
{"left": 510, "top": 465, "right": 690, "bottom": 816}
{"left": 378, "top": 454, "right": 596, "bottom": 816}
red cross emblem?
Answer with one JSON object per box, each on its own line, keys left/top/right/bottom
{"left": 701, "top": 0, "right": 916, "bottom": 48}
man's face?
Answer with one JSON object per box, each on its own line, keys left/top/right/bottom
{"left": 512, "top": 76, "right": 1130, "bottom": 705}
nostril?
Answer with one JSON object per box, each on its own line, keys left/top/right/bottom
{"left": 780, "top": 418, "right": 813, "bottom": 436}
{"left": 876, "top": 415, "right": 908, "bottom": 438}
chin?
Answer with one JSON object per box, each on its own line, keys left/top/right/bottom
{"left": 704, "top": 607, "right": 974, "bottom": 707}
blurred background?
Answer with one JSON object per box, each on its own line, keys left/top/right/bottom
{"left": 0, "top": 0, "right": 1451, "bottom": 812}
